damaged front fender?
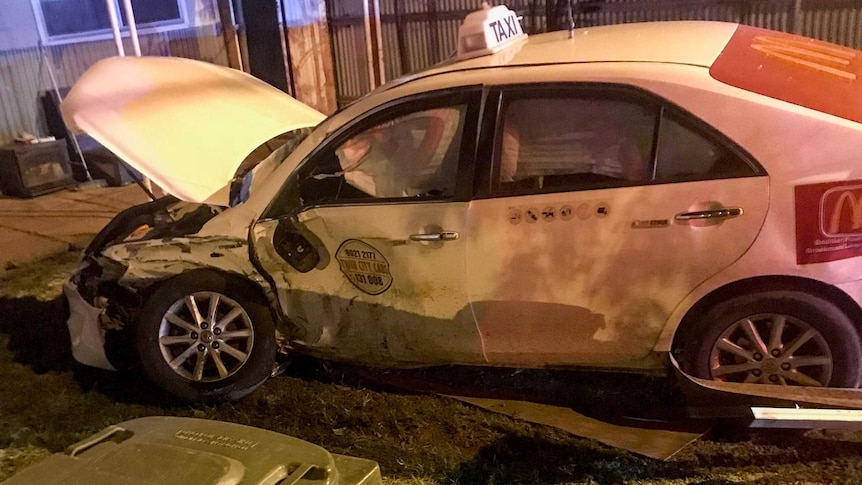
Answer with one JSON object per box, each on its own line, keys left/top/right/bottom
{"left": 103, "top": 236, "right": 267, "bottom": 291}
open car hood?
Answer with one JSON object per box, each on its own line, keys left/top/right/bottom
{"left": 62, "top": 56, "right": 326, "bottom": 205}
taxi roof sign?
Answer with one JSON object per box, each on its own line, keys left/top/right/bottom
{"left": 457, "top": 3, "right": 527, "bottom": 61}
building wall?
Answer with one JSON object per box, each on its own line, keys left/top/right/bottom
{"left": 0, "top": 0, "right": 225, "bottom": 146}
{"left": 0, "top": 1, "right": 41, "bottom": 50}
{"left": 0, "top": 0, "right": 212, "bottom": 50}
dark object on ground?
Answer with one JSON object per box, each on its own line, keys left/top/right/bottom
{"left": 0, "top": 296, "right": 72, "bottom": 372}
{"left": 41, "top": 89, "right": 139, "bottom": 186}
{"left": 0, "top": 141, "right": 75, "bottom": 197}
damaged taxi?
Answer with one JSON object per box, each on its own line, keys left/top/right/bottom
{"left": 62, "top": 5, "right": 862, "bottom": 401}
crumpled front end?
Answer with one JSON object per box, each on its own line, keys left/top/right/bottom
{"left": 65, "top": 281, "right": 115, "bottom": 370}
{"left": 66, "top": 197, "right": 271, "bottom": 371}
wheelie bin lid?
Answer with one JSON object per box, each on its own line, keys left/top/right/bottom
{"left": 2, "top": 416, "right": 382, "bottom": 485}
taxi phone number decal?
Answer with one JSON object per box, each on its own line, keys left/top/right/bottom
{"left": 796, "top": 180, "right": 862, "bottom": 264}
{"left": 336, "top": 239, "right": 393, "bottom": 295}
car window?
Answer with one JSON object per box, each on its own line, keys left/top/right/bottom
{"left": 655, "top": 111, "right": 757, "bottom": 180}
{"left": 492, "top": 96, "right": 658, "bottom": 195}
{"left": 489, "top": 89, "right": 758, "bottom": 196}
{"left": 299, "top": 105, "right": 466, "bottom": 206}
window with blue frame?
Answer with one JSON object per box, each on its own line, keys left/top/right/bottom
{"left": 33, "top": 0, "right": 186, "bottom": 43}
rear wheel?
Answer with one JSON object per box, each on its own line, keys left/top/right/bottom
{"left": 135, "top": 271, "right": 276, "bottom": 402}
{"left": 683, "top": 291, "right": 862, "bottom": 388}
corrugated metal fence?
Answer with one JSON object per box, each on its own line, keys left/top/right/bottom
{"left": 328, "top": 0, "right": 489, "bottom": 102}
{"left": 0, "top": 25, "right": 228, "bottom": 146}
{"left": 327, "top": 0, "right": 862, "bottom": 105}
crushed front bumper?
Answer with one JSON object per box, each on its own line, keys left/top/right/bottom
{"left": 64, "top": 281, "right": 115, "bottom": 371}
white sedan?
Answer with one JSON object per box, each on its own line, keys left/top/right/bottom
{"left": 62, "top": 5, "right": 862, "bottom": 401}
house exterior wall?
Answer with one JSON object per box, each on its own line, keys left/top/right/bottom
{"left": 0, "top": 0, "right": 210, "bottom": 50}
{"left": 0, "top": 0, "right": 225, "bottom": 146}
{"left": 0, "top": 1, "right": 41, "bottom": 50}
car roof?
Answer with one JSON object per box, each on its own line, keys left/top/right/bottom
{"left": 425, "top": 21, "right": 739, "bottom": 75}
{"left": 370, "top": 21, "right": 739, "bottom": 99}
{"left": 371, "top": 19, "right": 862, "bottom": 130}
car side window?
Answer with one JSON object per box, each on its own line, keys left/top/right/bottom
{"left": 655, "top": 111, "right": 757, "bottom": 180}
{"left": 492, "top": 96, "right": 658, "bottom": 195}
{"left": 299, "top": 105, "right": 467, "bottom": 206}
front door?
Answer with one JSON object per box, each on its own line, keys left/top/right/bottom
{"left": 252, "top": 91, "right": 485, "bottom": 365}
{"left": 466, "top": 85, "right": 769, "bottom": 366}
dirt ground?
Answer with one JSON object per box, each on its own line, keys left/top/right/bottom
{"left": 2, "top": 252, "right": 862, "bottom": 484}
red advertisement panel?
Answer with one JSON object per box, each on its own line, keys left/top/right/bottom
{"left": 796, "top": 180, "right": 862, "bottom": 264}
{"left": 710, "top": 25, "right": 862, "bottom": 124}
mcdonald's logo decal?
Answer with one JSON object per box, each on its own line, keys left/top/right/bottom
{"left": 751, "top": 35, "right": 857, "bottom": 81}
{"left": 796, "top": 181, "right": 862, "bottom": 264}
{"left": 711, "top": 25, "right": 862, "bottom": 125}
{"left": 821, "top": 186, "right": 862, "bottom": 237}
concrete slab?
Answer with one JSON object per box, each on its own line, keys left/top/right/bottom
{"left": 0, "top": 230, "right": 70, "bottom": 270}
{"left": 0, "top": 184, "right": 151, "bottom": 274}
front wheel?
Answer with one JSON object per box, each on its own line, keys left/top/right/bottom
{"left": 683, "top": 291, "right": 862, "bottom": 388}
{"left": 135, "top": 271, "right": 277, "bottom": 402}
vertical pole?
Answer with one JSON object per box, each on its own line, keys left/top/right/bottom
{"left": 237, "top": 0, "right": 291, "bottom": 92}
{"left": 372, "top": 0, "right": 385, "bottom": 84}
{"left": 362, "top": 0, "right": 384, "bottom": 88}
{"left": 363, "top": 0, "right": 375, "bottom": 88}
{"left": 393, "top": 0, "right": 410, "bottom": 75}
{"left": 118, "top": 0, "right": 152, "bottom": 193}
{"left": 217, "top": 0, "right": 244, "bottom": 70}
{"left": 105, "top": 0, "right": 125, "bottom": 56}
{"left": 277, "top": 0, "right": 297, "bottom": 97}
{"left": 793, "top": 0, "right": 803, "bottom": 35}
{"left": 232, "top": 0, "right": 251, "bottom": 72}
{"left": 120, "top": 0, "right": 142, "bottom": 56}
{"left": 428, "top": 0, "right": 440, "bottom": 63}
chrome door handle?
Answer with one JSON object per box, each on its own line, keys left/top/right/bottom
{"left": 409, "top": 231, "right": 459, "bottom": 242}
{"left": 674, "top": 207, "right": 743, "bottom": 221}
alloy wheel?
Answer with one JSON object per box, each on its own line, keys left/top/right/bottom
{"left": 709, "top": 313, "right": 833, "bottom": 386}
{"left": 157, "top": 291, "right": 255, "bottom": 382}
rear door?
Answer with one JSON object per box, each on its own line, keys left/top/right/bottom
{"left": 466, "top": 84, "right": 769, "bottom": 366}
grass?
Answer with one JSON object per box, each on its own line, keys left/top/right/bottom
{"left": 2, "top": 251, "right": 862, "bottom": 484}
{"left": 0, "top": 252, "right": 79, "bottom": 300}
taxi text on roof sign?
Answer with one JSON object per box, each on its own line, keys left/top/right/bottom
{"left": 457, "top": 3, "right": 527, "bottom": 60}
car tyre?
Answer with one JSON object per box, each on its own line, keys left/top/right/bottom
{"left": 135, "top": 270, "right": 276, "bottom": 402}
{"left": 683, "top": 291, "right": 862, "bottom": 388}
